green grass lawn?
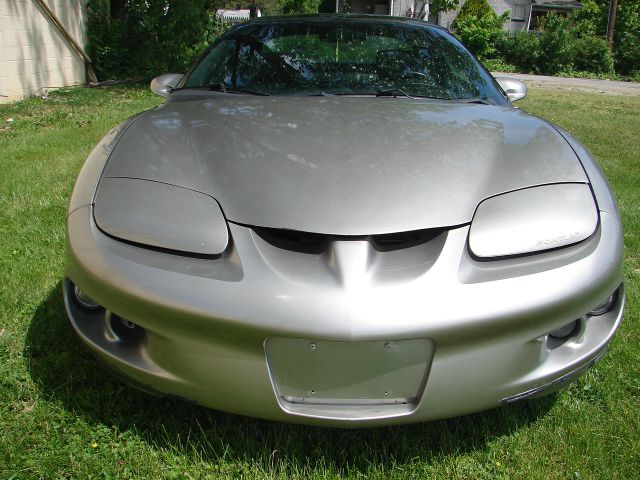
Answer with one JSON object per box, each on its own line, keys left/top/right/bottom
{"left": 1, "top": 85, "right": 638, "bottom": 479}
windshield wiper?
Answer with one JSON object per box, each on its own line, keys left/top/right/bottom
{"left": 452, "top": 97, "right": 495, "bottom": 105}
{"left": 376, "top": 88, "right": 414, "bottom": 99}
{"left": 172, "top": 83, "right": 270, "bottom": 96}
{"left": 171, "top": 85, "right": 211, "bottom": 92}
{"left": 374, "top": 89, "right": 452, "bottom": 101}
{"left": 209, "top": 82, "right": 270, "bottom": 96}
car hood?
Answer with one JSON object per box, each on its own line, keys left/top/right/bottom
{"left": 102, "top": 96, "right": 587, "bottom": 235}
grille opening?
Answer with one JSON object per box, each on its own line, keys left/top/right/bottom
{"left": 371, "top": 228, "right": 444, "bottom": 252}
{"left": 254, "top": 226, "right": 446, "bottom": 254}
{"left": 254, "top": 227, "right": 328, "bottom": 254}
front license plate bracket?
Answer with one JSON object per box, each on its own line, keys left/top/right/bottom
{"left": 265, "top": 337, "right": 434, "bottom": 420}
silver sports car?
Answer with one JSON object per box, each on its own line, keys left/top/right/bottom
{"left": 64, "top": 15, "right": 624, "bottom": 426}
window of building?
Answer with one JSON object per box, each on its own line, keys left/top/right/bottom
{"left": 512, "top": 5, "right": 527, "bottom": 21}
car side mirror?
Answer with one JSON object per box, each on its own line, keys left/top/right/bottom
{"left": 495, "top": 77, "right": 527, "bottom": 102}
{"left": 150, "top": 73, "right": 183, "bottom": 97}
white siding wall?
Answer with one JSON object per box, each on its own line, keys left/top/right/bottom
{"left": 439, "top": 0, "right": 532, "bottom": 31}
{"left": 0, "top": 0, "right": 87, "bottom": 103}
{"left": 392, "top": 0, "right": 413, "bottom": 16}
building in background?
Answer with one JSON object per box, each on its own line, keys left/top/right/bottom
{"left": 339, "top": 1, "right": 434, "bottom": 18}
{"left": 338, "top": 0, "right": 581, "bottom": 31}
{"left": 0, "top": 0, "right": 89, "bottom": 104}
{"left": 216, "top": 7, "right": 262, "bottom": 24}
{"left": 439, "top": 0, "right": 581, "bottom": 31}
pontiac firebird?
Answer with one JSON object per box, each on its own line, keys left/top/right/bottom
{"left": 64, "top": 15, "right": 624, "bottom": 426}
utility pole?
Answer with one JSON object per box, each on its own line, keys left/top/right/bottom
{"left": 607, "top": 0, "right": 618, "bottom": 51}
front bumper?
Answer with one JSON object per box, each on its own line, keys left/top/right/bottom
{"left": 65, "top": 206, "right": 624, "bottom": 426}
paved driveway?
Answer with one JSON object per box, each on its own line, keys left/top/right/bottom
{"left": 492, "top": 72, "right": 640, "bottom": 96}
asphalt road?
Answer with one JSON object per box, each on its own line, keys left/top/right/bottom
{"left": 492, "top": 72, "right": 640, "bottom": 96}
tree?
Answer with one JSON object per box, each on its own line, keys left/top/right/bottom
{"left": 215, "top": 0, "right": 279, "bottom": 14}
{"left": 568, "top": 0, "right": 640, "bottom": 74}
{"left": 276, "top": 0, "right": 322, "bottom": 14}
{"left": 453, "top": 0, "right": 507, "bottom": 60}
{"left": 456, "top": 0, "right": 493, "bottom": 19}
{"left": 427, "top": 0, "right": 461, "bottom": 15}
{"left": 614, "top": 0, "right": 640, "bottom": 74}
{"left": 87, "top": 0, "right": 231, "bottom": 79}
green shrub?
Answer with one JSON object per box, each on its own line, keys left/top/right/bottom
{"left": 537, "top": 13, "right": 573, "bottom": 74}
{"left": 86, "top": 0, "right": 126, "bottom": 79}
{"left": 503, "top": 31, "right": 541, "bottom": 73}
{"left": 277, "top": 0, "right": 321, "bottom": 14}
{"left": 572, "top": 35, "right": 614, "bottom": 73}
{"left": 457, "top": 0, "right": 493, "bottom": 20}
{"left": 481, "top": 58, "right": 518, "bottom": 72}
{"left": 319, "top": 0, "right": 338, "bottom": 12}
{"left": 453, "top": 0, "right": 507, "bottom": 60}
{"left": 569, "top": 0, "right": 607, "bottom": 38}
{"left": 455, "top": 13, "right": 509, "bottom": 60}
{"left": 456, "top": 0, "right": 639, "bottom": 78}
{"left": 614, "top": 1, "right": 640, "bottom": 75}
{"left": 185, "top": 13, "right": 231, "bottom": 67}
{"left": 504, "top": 29, "right": 618, "bottom": 76}
{"left": 87, "top": 0, "right": 232, "bottom": 81}
{"left": 615, "top": 32, "right": 640, "bottom": 75}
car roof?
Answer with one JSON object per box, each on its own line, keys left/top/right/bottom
{"left": 239, "top": 13, "right": 447, "bottom": 32}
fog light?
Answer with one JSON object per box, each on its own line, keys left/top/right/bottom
{"left": 119, "top": 318, "right": 137, "bottom": 329}
{"left": 589, "top": 293, "right": 616, "bottom": 316}
{"left": 109, "top": 314, "right": 144, "bottom": 343}
{"left": 549, "top": 319, "right": 579, "bottom": 339}
{"left": 73, "top": 285, "right": 101, "bottom": 310}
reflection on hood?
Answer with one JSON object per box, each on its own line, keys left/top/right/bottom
{"left": 102, "top": 96, "right": 586, "bottom": 235}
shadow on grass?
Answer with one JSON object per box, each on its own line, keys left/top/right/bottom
{"left": 25, "top": 282, "right": 556, "bottom": 471}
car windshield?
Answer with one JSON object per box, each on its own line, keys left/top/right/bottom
{"left": 182, "top": 17, "right": 503, "bottom": 102}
